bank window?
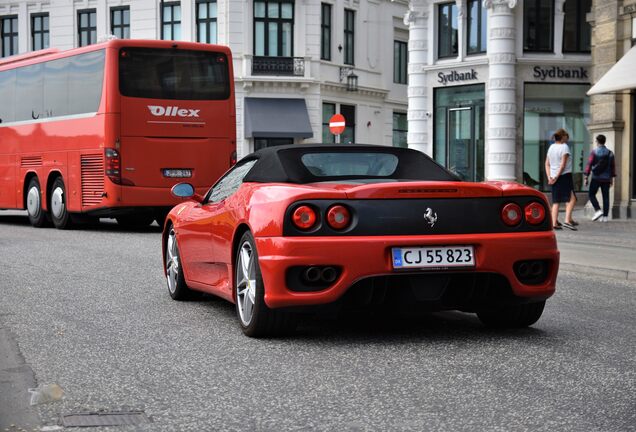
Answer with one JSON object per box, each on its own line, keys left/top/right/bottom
{"left": 433, "top": 84, "right": 485, "bottom": 182}
{"left": 563, "top": 0, "right": 591, "bottom": 53}
{"left": 393, "top": 112, "right": 407, "bottom": 148}
{"left": 31, "top": 13, "right": 49, "bottom": 51}
{"left": 254, "top": 0, "right": 294, "bottom": 57}
{"left": 322, "top": 102, "right": 336, "bottom": 143}
{"left": 197, "top": 0, "right": 217, "bottom": 44}
{"left": 344, "top": 9, "right": 355, "bottom": 65}
{"left": 438, "top": 3, "right": 458, "bottom": 59}
{"left": 1, "top": 15, "right": 18, "bottom": 58}
{"left": 111, "top": 7, "right": 130, "bottom": 39}
{"left": 161, "top": 2, "right": 181, "bottom": 41}
{"left": 523, "top": 83, "right": 590, "bottom": 193}
{"left": 467, "top": 0, "right": 487, "bottom": 54}
{"left": 524, "top": 0, "right": 554, "bottom": 52}
{"left": 78, "top": 10, "right": 96, "bottom": 47}
{"left": 341, "top": 104, "right": 355, "bottom": 144}
{"left": 394, "top": 40, "right": 407, "bottom": 84}
{"left": 321, "top": 3, "right": 331, "bottom": 61}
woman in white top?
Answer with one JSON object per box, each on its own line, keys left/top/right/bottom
{"left": 544, "top": 128, "right": 577, "bottom": 230}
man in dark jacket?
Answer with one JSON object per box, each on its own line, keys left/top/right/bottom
{"left": 584, "top": 134, "right": 616, "bottom": 222}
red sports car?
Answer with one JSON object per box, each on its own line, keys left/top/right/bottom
{"left": 162, "top": 145, "right": 559, "bottom": 337}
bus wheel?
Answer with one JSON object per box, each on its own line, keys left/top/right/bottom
{"left": 26, "top": 177, "right": 50, "bottom": 228}
{"left": 116, "top": 214, "right": 155, "bottom": 228}
{"left": 50, "top": 177, "right": 73, "bottom": 230}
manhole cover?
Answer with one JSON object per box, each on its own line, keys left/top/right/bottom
{"left": 61, "top": 411, "right": 151, "bottom": 427}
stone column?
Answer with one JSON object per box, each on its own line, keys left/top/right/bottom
{"left": 404, "top": 1, "right": 430, "bottom": 156}
{"left": 484, "top": 0, "right": 517, "bottom": 181}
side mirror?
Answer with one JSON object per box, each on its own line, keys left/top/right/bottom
{"left": 171, "top": 183, "right": 195, "bottom": 199}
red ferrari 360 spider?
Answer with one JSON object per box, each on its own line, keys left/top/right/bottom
{"left": 162, "top": 145, "right": 559, "bottom": 337}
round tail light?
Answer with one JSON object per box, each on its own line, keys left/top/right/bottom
{"left": 292, "top": 205, "right": 317, "bottom": 230}
{"left": 524, "top": 202, "right": 546, "bottom": 225}
{"left": 501, "top": 203, "right": 523, "bottom": 226}
{"left": 326, "top": 205, "right": 351, "bottom": 230}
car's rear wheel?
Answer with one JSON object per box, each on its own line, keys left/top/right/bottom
{"left": 476, "top": 300, "right": 546, "bottom": 328}
{"left": 235, "top": 231, "right": 297, "bottom": 337}
{"left": 165, "top": 227, "right": 197, "bottom": 300}
{"left": 26, "top": 177, "right": 50, "bottom": 228}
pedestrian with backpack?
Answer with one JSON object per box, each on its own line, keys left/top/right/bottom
{"left": 584, "top": 134, "right": 616, "bottom": 222}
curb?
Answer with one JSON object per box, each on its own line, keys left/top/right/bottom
{"left": 560, "top": 262, "right": 636, "bottom": 282}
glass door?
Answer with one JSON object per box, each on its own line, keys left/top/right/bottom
{"left": 447, "top": 107, "right": 475, "bottom": 181}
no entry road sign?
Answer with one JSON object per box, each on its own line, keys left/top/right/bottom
{"left": 329, "top": 114, "right": 346, "bottom": 135}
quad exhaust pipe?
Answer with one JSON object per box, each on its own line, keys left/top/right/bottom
{"left": 515, "top": 260, "right": 547, "bottom": 283}
{"left": 302, "top": 266, "right": 339, "bottom": 284}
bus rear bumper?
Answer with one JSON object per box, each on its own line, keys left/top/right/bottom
{"left": 81, "top": 185, "right": 208, "bottom": 216}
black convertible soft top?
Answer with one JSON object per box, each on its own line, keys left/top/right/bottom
{"left": 242, "top": 144, "right": 459, "bottom": 184}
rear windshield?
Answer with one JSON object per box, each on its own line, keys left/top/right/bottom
{"left": 119, "top": 48, "right": 230, "bottom": 100}
{"left": 301, "top": 153, "right": 399, "bottom": 177}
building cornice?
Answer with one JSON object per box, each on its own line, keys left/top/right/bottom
{"left": 320, "top": 82, "right": 389, "bottom": 98}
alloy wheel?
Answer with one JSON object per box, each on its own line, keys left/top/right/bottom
{"left": 166, "top": 229, "right": 180, "bottom": 294}
{"left": 236, "top": 241, "right": 257, "bottom": 326}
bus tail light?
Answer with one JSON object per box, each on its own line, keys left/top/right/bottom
{"left": 105, "top": 148, "right": 121, "bottom": 184}
{"left": 230, "top": 150, "right": 237, "bottom": 166}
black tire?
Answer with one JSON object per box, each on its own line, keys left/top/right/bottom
{"left": 25, "top": 177, "right": 50, "bottom": 228}
{"left": 116, "top": 214, "right": 155, "bottom": 228}
{"left": 165, "top": 226, "right": 198, "bottom": 300}
{"left": 234, "top": 231, "right": 297, "bottom": 337}
{"left": 477, "top": 300, "right": 546, "bottom": 328}
{"left": 50, "top": 177, "right": 73, "bottom": 230}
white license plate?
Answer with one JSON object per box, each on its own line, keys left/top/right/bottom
{"left": 163, "top": 169, "right": 192, "bottom": 178}
{"left": 392, "top": 246, "right": 475, "bottom": 269}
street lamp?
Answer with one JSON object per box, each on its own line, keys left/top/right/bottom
{"left": 339, "top": 67, "right": 358, "bottom": 92}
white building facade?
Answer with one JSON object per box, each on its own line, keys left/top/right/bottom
{"left": 404, "top": 0, "right": 592, "bottom": 191}
{"left": 0, "top": 0, "right": 411, "bottom": 159}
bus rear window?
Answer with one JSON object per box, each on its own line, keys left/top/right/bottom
{"left": 119, "top": 48, "right": 230, "bottom": 100}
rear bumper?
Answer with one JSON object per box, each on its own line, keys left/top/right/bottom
{"left": 255, "top": 232, "right": 559, "bottom": 308}
{"left": 119, "top": 185, "right": 208, "bottom": 207}
{"left": 83, "top": 184, "right": 209, "bottom": 215}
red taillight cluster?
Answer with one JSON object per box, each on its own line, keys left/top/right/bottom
{"left": 501, "top": 203, "right": 523, "bottom": 226}
{"left": 291, "top": 204, "right": 353, "bottom": 231}
{"left": 292, "top": 205, "right": 317, "bottom": 230}
{"left": 524, "top": 202, "right": 546, "bottom": 225}
{"left": 105, "top": 148, "right": 121, "bottom": 184}
{"left": 326, "top": 205, "right": 351, "bottom": 230}
{"left": 501, "top": 201, "right": 546, "bottom": 226}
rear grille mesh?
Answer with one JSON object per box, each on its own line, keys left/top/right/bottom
{"left": 81, "top": 154, "right": 104, "bottom": 207}
{"left": 21, "top": 156, "right": 42, "bottom": 167}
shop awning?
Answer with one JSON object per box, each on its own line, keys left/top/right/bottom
{"left": 588, "top": 46, "right": 636, "bottom": 95}
{"left": 244, "top": 98, "right": 313, "bottom": 139}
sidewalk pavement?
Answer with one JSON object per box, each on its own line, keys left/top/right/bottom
{"left": 555, "top": 209, "right": 636, "bottom": 281}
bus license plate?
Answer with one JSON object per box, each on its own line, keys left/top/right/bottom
{"left": 163, "top": 169, "right": 192, "bottom": 178}
{"left": 392, "top": 246, "right": 475, "bottom": 269}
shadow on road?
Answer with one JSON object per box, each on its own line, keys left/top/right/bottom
{"left": 192, "top": 295, "right": 546, "bottom": 343}
{"left": 0, "top": 212, "right": 162, "bottom": 233}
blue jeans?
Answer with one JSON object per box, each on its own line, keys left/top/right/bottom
{"left": 588, "top": 179, "right": 610, "bottom": 217}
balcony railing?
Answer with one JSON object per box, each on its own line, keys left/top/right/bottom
{"left": 252, "top": 56, "right": 305, "bottom": 76}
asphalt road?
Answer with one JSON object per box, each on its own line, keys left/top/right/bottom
{"left": 1, "top": 211, "right": 635, "bottom": 432}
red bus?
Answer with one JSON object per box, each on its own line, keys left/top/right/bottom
{"left": 0, "top": 39, "right": 236, "bottom": 229}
